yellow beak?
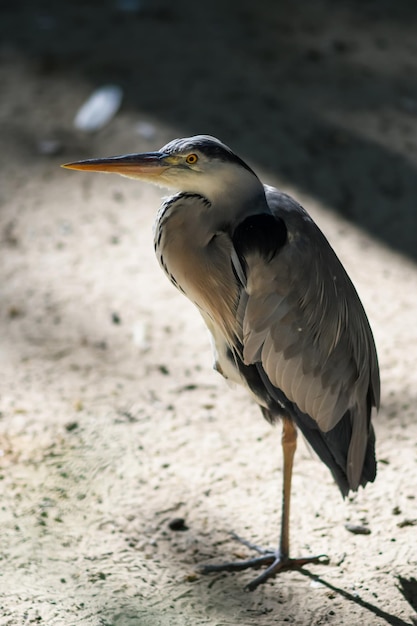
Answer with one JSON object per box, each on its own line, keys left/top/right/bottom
{"left": 61, "top": 152, "right": 169, "bottom": 180}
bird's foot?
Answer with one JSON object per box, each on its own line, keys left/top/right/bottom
{"left": 199, "top": 534, "right": 329, "bottom": 591}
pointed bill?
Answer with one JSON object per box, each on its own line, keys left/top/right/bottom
{"left": 61, "top": 152, "right": 169, "bottom": 180}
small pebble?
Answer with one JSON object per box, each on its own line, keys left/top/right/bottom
{"left": 345, "top": 523, "right": 371, "bottom": 535}
{"left": 168, "top": 517, "right": 189, "bottom": 532}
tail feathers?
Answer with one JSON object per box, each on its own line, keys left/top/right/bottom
{"left": 361, "top": 423, "right": 377, "bottom": 486}
{"left": 293, "top": 408, "right": 376, "bottom": 498}
{"left": 236, "top": 360, "right": 376, "bottom": 496}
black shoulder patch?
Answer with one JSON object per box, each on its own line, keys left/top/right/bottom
{"left": 232, "top": 213, "right": 287, "bottom": 264}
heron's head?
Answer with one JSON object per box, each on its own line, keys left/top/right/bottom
{"left": 63, "top": 135, "right": 264, "bottom": 206}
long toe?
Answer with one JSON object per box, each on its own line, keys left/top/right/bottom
{"left": 199, "top": 552, "right": 276, "bottom": 575}
{"left": 245, "top": 554, "right": 329, "bottom": 592}
{"left": 199, "top": 552, "right": 329, "bottom": 590}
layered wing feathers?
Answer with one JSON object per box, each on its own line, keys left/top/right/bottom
{"left": 232, "top": 187, "right": 379, "bottom": 490}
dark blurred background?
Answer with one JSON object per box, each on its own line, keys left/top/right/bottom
{"left": 1, "top": 0, "right": 417, "bottom": 259}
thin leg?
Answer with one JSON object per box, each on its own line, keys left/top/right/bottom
{"left": 279, "top": 416, "right": 297, "bottom": 559}
{"left": 199, "top": 417, "right": 328, "bottom": 590}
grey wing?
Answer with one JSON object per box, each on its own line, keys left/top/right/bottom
{"left": 232, "top": 186, "right": 380, "bottom": 490}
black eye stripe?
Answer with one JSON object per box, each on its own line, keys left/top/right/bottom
{"left": 163, "top": 137, "right": 255, "bottom": 175}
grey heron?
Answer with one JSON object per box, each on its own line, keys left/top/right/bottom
{"left": 63, "top": 135, "right": 380, "bottom": 591}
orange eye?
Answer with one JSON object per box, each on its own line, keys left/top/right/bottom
{"left": 186, "top": 153, "right": 198, "bottom": 165}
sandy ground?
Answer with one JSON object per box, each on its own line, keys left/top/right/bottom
{"left": 1, "top": 2, "right": 417, "bottom": 625}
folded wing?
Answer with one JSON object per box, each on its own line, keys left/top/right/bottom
{"left": 232, "top": 187, "right": 380, "bottom": 491}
